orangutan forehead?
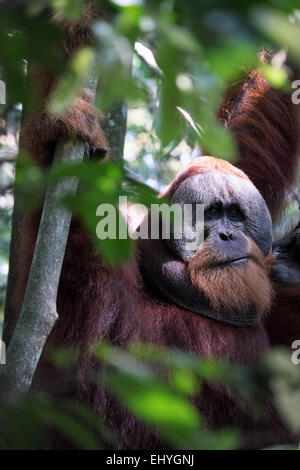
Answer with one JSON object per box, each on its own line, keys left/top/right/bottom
{"left": 171, "top": 171, "right": 260, "bottom": 209}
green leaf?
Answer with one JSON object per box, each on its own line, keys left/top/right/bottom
{"left": 64, "top": 189, "right": 134, "bottom": 265}
{"left": 200, "top": 122, "right": 238, "bottom": 161}
{"left": 48, "top": 47, "right": 95, "bottom": 114}
{"left": 252, "top": 8, "right": 300, "bottom": 66}
{"left": 51, "top": 0, "right": 84, "bottom": 20}
{"left": 265, "top": 349, "right": 300, "bottom": 434}
{"left": 98, "top": 344, "right": 203, "bottom": 449}
{"left": 171, "top": 368, "right": 198, "bottom": 395}
{"left": 155, "top": 44, "right": 182, "bottom": 147}
{"left": 35, "top": 403, "right": 102, "bottom": 450}
{"left": 260, "top": 63, "right": 289, "bottom": 90}
{"left": 206, "top": 41, "right": 258, "bottom": 83}
{"left": 159, "top": 21, "right": 200, "bottom": 53}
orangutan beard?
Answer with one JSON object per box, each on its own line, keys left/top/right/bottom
{"left": 188, "top": 237, "right": 274, "bottom": 317}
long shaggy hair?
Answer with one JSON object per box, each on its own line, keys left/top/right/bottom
{"left": 188, "top": 236, "right": 274, "bottom": 315}
{"left": 33, "top": 222, "right": 288, "bottom": 449}
{"left": 220, "top": 70, "right": 300, "bottom": 220}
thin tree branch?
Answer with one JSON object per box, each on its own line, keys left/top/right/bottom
{"left": 101, "top": 100, "right": 127, "bottom": 163}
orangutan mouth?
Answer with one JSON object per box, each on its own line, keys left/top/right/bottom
{"left": 221, "top": 256, "right": 249, "bottom": 267}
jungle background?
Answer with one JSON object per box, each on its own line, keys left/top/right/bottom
{"left": 0, "top": 0, "right": 300, "bottom": 450}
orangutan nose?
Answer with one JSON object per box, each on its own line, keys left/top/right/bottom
{"left": 219, "top": 231, "right": 235, "bottom": 241}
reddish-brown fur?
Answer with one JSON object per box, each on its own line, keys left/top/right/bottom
{"left": 220, "top": 70, "right": 300, "bottom": 220}
{"left": 219, "top": 68, "right": 300, "bottom": 350}
{"left": 33, "top": 223, "right": 288, "bottom": 449}
{"left": 189, "top": 236, "right": 274, "bottom": 314}
{"left": 266, "top": 284, "right": 300, "bottom": 347}
{"left": 11, "top": 12, "right": 300, "bottom": 449}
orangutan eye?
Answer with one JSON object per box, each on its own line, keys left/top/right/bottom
{"left": 205, "top": 204, "right": 221, "bottom": 220}
{"left": 227, "top": 204, "right": 244, "bottom": 221}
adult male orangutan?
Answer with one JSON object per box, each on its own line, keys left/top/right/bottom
{"left": 8, "top": 9, "right": 300, "bottom": 449}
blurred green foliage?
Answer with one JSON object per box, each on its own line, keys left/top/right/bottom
{"left": 1, "top": 342, "right": 299, "bottom": 449}
{"left": 0, "top": 0, "right": 300, "bottom": 450}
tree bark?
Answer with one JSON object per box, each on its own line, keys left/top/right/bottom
{"left": 2, "top": 186, "right": 22, "bottom": 346}
{"left": 101, "top": 100, "right": 127, "bottom": 163}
